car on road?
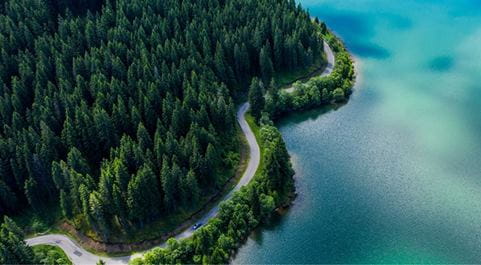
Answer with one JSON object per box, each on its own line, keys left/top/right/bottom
{"left": 192, "top": 223, "right": 203, "bottom": 230}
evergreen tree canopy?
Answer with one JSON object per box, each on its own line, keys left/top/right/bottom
{"left": 248, "top": 78, "right": 265, "bottom": 121}
{"left": 0, "top": 0, "right": 322, "bottom": 237}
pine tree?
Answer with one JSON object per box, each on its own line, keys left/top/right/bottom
{"left": 264, "top": 80, "right": 280, "bottom": 118}
{"left": 0, "top": 217, "right": 36, "bottom": 264}
{"left": 161, "top": 159, "right": 176, "bottom": 212}
{"left": 273, "top": 28, "right": 284, "bottom": 70}
{"left": 60, "top": 189, "right": 73, "bottom": 218}
{"left": 260, "top": 46, "right": 274, "bottom": 84}
{"left": 24, "top": 177, "right": 40, "bottom": 211}
{"left": 136, "top": 123, "right": 152, "bottom": 151}
{"left": 233, "top": 43, "right": 243, "bottom": 82}
{"left": 67, "top": 147, "right": 90, "bottom": 175}
{"left": 214, "top": 42, "right": 228, "bottom": 83}
{"left": 248, "top": 78, "right": 265, "bottom": 121}
{"left": 127, "top": 164, "right": 161, "bottom": 225}
{"left": 0, "top": 180, "right": 17, "bottom": 215}
{"left": 89, "top": 191, "right": 108, "bottom": 237}
{"left": 180, "top": 170, "right": 200, "bottom": 206}
{"left": 93, "top": 107, "right": 118, "bottom": 156}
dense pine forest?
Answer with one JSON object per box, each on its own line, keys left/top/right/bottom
{"left": 0, "top": 0, "right": 323, "bottom": 240}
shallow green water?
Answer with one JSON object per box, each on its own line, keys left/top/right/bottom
{"left": 234, "top": 1, "right": 481, "bottom": 263}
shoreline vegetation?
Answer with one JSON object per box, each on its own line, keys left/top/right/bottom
{"left": 270, "top": 31, "right": 355, "bottom": 120}
{"left": 131, "top": 28, "right": 355, "bottom": 265}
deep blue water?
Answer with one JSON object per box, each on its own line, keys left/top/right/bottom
{"left": 234, "top": 1, "right": 481, "bottom": 263}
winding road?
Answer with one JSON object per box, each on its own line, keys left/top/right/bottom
{"left": 285, "top": 41, "right": 334, "bottom": 93}
{"left": 25, "top": 40, "right": 335, "bottom": 265}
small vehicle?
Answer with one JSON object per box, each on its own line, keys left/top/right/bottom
{"left": 192, "top": 223, "right": 203, "bottom": 230}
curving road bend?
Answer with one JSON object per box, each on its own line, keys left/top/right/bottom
{"left": 26, "top": 234, "right": 130, "bottom": 265}
{"left": 26, "top": 41, "right": 335, "bottom": 265}
{"left": 284, "top": 40, "right": 335, "bottom": 93}
{"left": 25, "top": 102, "right": 260, "bottom": 265}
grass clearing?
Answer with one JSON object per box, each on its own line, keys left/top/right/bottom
{"left": 274, "top": 50, "right": 327, "bottom": 89}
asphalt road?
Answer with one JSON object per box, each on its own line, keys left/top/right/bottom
{"left": 26, "top": 234, "right": 131, "bottom": 264}
{"left": 25, "top": 102, "right": 260, "bottom": 265}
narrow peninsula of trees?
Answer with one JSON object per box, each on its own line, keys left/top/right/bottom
{"left": 266, "top": 32, "right": 355, "bottom": 120}
{"left": 0, "top": 0, "right": 323, "bottom": 241}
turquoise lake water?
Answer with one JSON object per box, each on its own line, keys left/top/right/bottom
{"left": 234, "top": 1, "right": 481, "bottom": 263}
